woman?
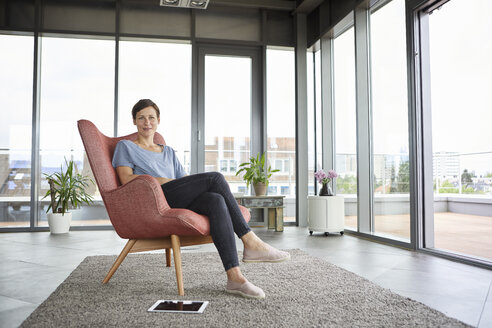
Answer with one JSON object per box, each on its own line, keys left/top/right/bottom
{"left": 112, "top": 99, "right": 290, "bottom": 299}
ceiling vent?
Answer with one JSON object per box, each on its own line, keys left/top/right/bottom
{"left": 160, "top": 0, "right": 209, "bottom": 9}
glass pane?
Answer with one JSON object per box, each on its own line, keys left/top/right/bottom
{"left": 39, "top": 36, "right": 114, "bottom": 227}
{"left": 0, "top": 34, "right": 33, "bottom": 228}
{"left": 204, "top": 55, "right": 251, "bottom": 194}
{"left": 429, "top": 0, "right": 492, "bottom": 261}
{"left": 307, "top": 50, "right": 315, "bottom": 196}
{"left": 118, "top": 41, "right": 191, "bottom": 174}
{"left": 370, "top": 0, "right": 410, "bottom": 242}
{"left": 314, "top": 50, "right": 322, "bottom": 190}
{"left": 334, "top": 27, "right": 358, "bottom": 230}
{"left": 266, "top": 48, "right": 296, "bottom": 223}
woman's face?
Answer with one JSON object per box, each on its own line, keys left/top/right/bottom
{"left": 133, "top": 106, "right": 160, "bottom": 137}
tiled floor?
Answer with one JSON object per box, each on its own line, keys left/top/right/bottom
{"left": 0, "top": 227, "right": 491, "bottom": 327}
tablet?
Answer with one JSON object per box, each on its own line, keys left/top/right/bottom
{"left": 148, "top": 300, "right": 209, "bottom": 314}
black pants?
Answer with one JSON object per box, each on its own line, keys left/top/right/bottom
{"left": 161, "top": 172, "right": 251, "bottom": 271}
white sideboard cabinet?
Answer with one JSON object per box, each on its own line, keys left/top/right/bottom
{"left": 307, "top": 195, "right": 345, "bottom": 236}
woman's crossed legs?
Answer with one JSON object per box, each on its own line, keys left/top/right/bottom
{"left": 161, "top": 172, "right": 290, "bottom": 298}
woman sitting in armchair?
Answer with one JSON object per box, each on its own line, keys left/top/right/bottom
{"left": 112, "top": 99, "right": 290, "bottom": 299}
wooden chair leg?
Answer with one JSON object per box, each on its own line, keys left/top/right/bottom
{"left": 165, "top": 248, "right": 171, "bottom": 267}
{"left": 102, "top": 239, "right": 137, "bottom": 284}
{"left": 170, "top": 235, "right": 184, "bottom": 296}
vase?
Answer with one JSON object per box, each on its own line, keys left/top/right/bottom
{"left": 319, "top": 183, "right": 334, "bottom": 196}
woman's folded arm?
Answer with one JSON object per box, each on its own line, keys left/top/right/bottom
{"left": 116, "top": 166, "right": 173, "bottom": 185}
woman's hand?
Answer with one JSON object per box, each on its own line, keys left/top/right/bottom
{"left": 156, "top": 177, "right": 174, "bottom": 184}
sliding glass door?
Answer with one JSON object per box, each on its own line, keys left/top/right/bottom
{"left": 370, "top": 0, "right": 410, "bottom": 242}
{"left": 424, "top": 0, "right": 492, "bottom": 261}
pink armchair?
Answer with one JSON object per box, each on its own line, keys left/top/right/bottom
{"left": 77, "top": 119, "right": 250, "bottom": 295}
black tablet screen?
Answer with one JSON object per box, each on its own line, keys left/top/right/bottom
{"left": 154, "top": 301, "right": 204, "bottom": 312}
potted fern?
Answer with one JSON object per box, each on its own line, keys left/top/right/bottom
{"left": 43, "top": 158, "right": 94, "bottom": 234}
{"left": 235, "top": 152, "right": 279, "bottom": 196}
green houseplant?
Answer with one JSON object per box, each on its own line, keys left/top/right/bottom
{"left": 43, "top": 158, "right": 94, "bottom": 234}
{"left": 235, "top": 152, "right": 279, "bottom": 196}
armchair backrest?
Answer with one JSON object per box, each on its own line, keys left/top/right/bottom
{"left": 77, "top": 119, "right": 165, "bottom": 193}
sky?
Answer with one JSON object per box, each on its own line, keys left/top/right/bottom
{"left": 331, "top": 0, "right": 492, "bottom": 174}
{"left": 204, "top": 55, "right": 251, "bottom": 144}
{"left": 429, "top": 0, "right": 492, "bottom": 174}
{"left": 429, "top": 0, "right": 492, "bottom": 154}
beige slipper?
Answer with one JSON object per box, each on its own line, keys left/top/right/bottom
{"left": 243, "top": 247, "right": 291, "bottom": 263}
{"left": 226, "top": 280, "right": 265, "bottom": 299}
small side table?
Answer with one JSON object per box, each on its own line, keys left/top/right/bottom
{"left": 307, "top": 195, "right": 344, "bottom": 236}
{"left": 235, "top": 195, "right": 285, "bottom": 232}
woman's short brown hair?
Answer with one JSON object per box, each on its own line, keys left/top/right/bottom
{"left": 132, "top": 99, "right": 160, "bottom": 119}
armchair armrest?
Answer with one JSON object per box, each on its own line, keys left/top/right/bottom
{"left": 102, "top": 175, "right": 172, "bottom": 237}
{"left": 101, "top": 174, "right": 251, "bottom": 239}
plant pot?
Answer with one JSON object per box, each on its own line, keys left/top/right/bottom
{"left": 253, "top": 182, "right": 267, "bottom": 196}
{"left": 47, "top": 212, "right": 72, "bottom": 234}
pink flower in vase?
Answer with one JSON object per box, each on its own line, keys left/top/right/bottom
{"left": 315, "top": 169, "right": 338, "bottom": 185}
{"left": 315, "top": 169, "right": 338, "bottom": 196}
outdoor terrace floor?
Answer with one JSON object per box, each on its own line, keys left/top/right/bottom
{"left": 345, "top": 212, "right": 492, "bottom": 261}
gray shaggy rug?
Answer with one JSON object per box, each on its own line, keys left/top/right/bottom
{"left": 21, "top": 249, "right": 469, "bottom": 327}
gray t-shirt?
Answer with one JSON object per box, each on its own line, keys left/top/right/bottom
{"left": 112, "top": 140, "right": 186, "bottom": 179}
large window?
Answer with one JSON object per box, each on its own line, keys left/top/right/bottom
{"left": 39, "top": 36, "right": 115, "bottom": 226}
{"left": 118, "top": 40, "right": 191, "bottom": 173}
{"left": 203, "top": 54, "right": 251, "bottom": 191}
{"left": 370, "top": 0, "right": 410, "bottom": 242}
{"left": 266, "top": 48, "right": 296, "bottom": 222}
{"left": 333, "top": 27, "right": 358, "bottom": 230}
{"left": 0, "top": 34, "right": 34, "bottom": 228}
{"left": 428, "top": 0, "right": 492, "bottom": 261}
